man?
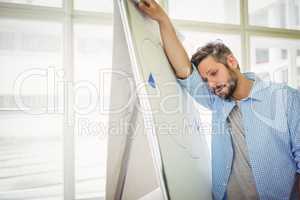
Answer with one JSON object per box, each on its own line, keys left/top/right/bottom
{"left": 137, "top": 0, "right": 300, "bottom": 200}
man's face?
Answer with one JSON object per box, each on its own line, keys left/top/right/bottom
{"left": 198, "top": 56, "right": 238, "bottom": 100}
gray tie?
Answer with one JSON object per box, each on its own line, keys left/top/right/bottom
{"left": 226, "top": 103, "right": 259, "bottom": 200}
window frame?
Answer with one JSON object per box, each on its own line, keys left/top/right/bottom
{"left": 0, "top": 0, "right": 112, "bottom": 200}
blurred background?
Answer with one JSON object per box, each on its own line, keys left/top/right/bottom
{"left": 0, "top": 0, "right": 299, "bottom": 199}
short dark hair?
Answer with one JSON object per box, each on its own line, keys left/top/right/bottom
{"left": 191, "top": 41, "right": 239, "bottom": 70}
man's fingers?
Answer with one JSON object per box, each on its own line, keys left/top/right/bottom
{"left": 142, "top": 0, "right": 152, "bottom": 7}
{"left": 138, "top": 2, "right": 146, "bottom": 11}
{"left": 140, "top": 0, "right": 156, "bottom": 9}
{"left": 138, "top": 1, "right": 150, "bottom": 13}
{"left": 138, "top": 0, "right": 150, "bottom": 9}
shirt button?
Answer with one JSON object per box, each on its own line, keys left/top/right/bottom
{"left": 223, "top": 182, "right": 227, "bottom": 186}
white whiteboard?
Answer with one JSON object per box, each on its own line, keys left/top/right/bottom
{"left": 107, "top": 0, "right": 212, "bottom": 199}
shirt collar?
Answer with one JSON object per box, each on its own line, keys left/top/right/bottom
{"left": 219, "top": 72, "right": 270, "bottom": 122}
{"left": 242, "top": 72, "right": 270, "bottom": 102}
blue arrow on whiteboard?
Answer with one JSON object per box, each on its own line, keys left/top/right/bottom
{"left": 148, "top": 73, "right": 156, "bottom": 88}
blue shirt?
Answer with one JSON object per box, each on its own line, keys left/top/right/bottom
{"left": 176, "top": 64, "right": 300, "bottom": 200}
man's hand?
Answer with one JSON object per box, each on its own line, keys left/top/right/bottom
{"left": 137, "top": 0, "right": 168, "bottom": 23}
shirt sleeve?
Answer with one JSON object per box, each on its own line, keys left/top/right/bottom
{"left": 176, "top": 63, "right": 215, "bottom": 110}
{"left": 288, "top": 88, "right": 300, "bottom": 173}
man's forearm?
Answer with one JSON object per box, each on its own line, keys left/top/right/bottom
{"left": 158, "top": 17, "right": 192, "bottom": 79}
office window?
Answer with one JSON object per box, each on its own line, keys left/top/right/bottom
{"left": 249, "top": 0, "right": 300, "bottom": 30}
{"left": 0, "top": 113, "right": 64, "bottom": 199}
{"left": 0, "top": 0, "right": 62, "bottom": 7}
{"left": 281, "top": 49, "right": 288, "bottom": 59}
{"left": 0, "top": 19, "right": 63, "bottom": 110}
{"left": 74, "top": 24, "right": 112, "bottom": 199}
{"left": 74, "top": 0, "right": 113, "bottom": 12}
{"left": 255, "top": 48, "right": 269, "bottom": 64}
{"left": 250, "top": 36, "right": 300, "bottom": 86}
{"left": 0, "top": 17, "right": 64, "bottom": 199}
{"left": 0, "top": 0, "right": 114, "bottom": 198}
{"left": 168, "top": 0, "right": 240, "bottom": 24}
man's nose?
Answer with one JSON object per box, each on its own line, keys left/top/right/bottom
{"left": 208, "top": 81, "right": 216, "bottom": 89}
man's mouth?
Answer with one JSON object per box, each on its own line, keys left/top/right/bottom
{"left": 214, "top": 84, "right": 226, "bottom": 96}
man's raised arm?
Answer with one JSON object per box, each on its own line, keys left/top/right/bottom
{"left": 137, "top": 0, "right": 192, "bottom": 79}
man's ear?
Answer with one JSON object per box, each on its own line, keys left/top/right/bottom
{"left": 226, "top": 54, "right": 238, "bottom": 69}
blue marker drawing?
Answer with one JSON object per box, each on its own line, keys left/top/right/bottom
{"left": 148, "top": 73, "right": 156, "bottom": 88}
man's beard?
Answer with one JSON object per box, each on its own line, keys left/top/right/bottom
{"left": 213, "top": 69, "right": 238, "bottom": 100}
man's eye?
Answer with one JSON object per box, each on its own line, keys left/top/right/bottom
{"left": 211, "top": 71, "right": 217, "bottom": 76}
